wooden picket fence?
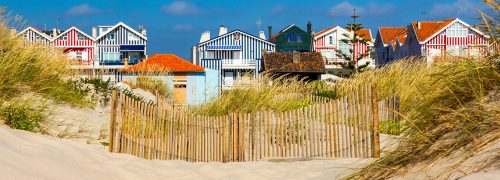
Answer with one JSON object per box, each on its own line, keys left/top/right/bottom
{"left": 378, "top": 96, "right": 400, "bottom": 122}
{"left": 109, "top": 84, "right": 387, "bottom": 162}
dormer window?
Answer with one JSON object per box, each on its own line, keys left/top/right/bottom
{"left": 446, "top": 23, "right": 467, "bottom": 37}
{"left": 109, "top": 33, "right": 116, "bottom": 41}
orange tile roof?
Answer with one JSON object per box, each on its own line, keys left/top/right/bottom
{"left": 314, "top": 26, "right": 337, "bottom": 37}
{"left": 355, "top": 29, "right": 372, "bottom": 42}
{"left": 411, "top": 18, "right": 456, "bottom": 42}
{"left": 121, "top": 54, "right": 204, "bottom": 73}
{"left": 379, "top": 27, "right": 408, "bottom": 45}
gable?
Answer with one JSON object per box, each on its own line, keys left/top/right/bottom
{"left": 52, "top": 27, "right": 93, "bottom": 42}
{"left": 18, "top": 27, "right": 52, "bottom": 42}
{"left": 199, "top": 30, "right": 274, "bottom": 47}
{"left": 96, "top": 22, "right": 146, "bottom": 41}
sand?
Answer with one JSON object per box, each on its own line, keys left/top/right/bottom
{"left": 0, "top": 125, "right": 374, "bottom": 180}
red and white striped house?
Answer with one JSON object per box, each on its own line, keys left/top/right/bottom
{"left": 313, "top": 26, "right": 373, "bottom": 69}
{"left": 406, "top": 18, "right": 489, "bottom": 62}
{"left": 52, "top": 27, "right": 95, "bottom": 65}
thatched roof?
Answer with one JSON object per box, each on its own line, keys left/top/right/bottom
{"left": 262, "top": 52, "right": 325, "bottom": 73}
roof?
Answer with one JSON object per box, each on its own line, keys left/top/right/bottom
{"left": 17, "top": 26, "right": 53, "bottom": 40}
{"left": 410, "top": 18, "right": 456, "bottom": 43}
{"left": 378, "top": 27, "right": 408, "bottom": 46}
{"left": 262, "top": 52, "right": 325, "bottom": 73}
{"left": 121, "top": 54, "right": 204, "bottom": 73}
{"left": 96, "top": 22, "right": 147, "bottom": 41}
{"left": 355, "top": 29, "right": 373, "bottom": 42}
{"left": 270, "top": 24, "right": 296, "bottom": 42}
{"left": 314, "top": 26, "right": 337, "bottom": 38}
{"left": 51, "top": 26, "right": 94, "bottom": 42}
{"left": 197, "top": 29, "right": 274, "bottom": 46}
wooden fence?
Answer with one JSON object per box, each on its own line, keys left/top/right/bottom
{"left": 109, "top": 84, "right": 386, "bottom": 162}
{"left": 378, "top": 96, "right": 400, "bottom": 122}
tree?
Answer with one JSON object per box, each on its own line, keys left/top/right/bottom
{"left": 335, "top": 9, "right": 372, "bottom": 74}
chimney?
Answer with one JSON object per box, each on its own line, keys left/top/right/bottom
{"left": 417, "top": 22, "right": 421, "bottom": 29}
{"left": 258, "top": 31, "right": 266, "bottom": 40}
{"left": 52, "top": 28, "right": 58, "bottom": 38}
{"left": 92, "top": 27, "right": 97, "bottom": 39}
{"left": 200, "top": 31, "right": 210, "bottom": 43}
{"left": 307, "top": 20, "right": 312, "bottom": 34}
{"left": 140, "top": 27, "right": 147, "bottom": 36}
{"left": 218, "top": 25, "right": 227, "bottom": 36}
{"left": 268, "top": 26, "right": 272, "bottom": 40}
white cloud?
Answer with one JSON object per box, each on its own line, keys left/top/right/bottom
{"left": 269, "top": 5, "right": 285, "bottom": 15}
{"left": 172, "top": 24, "right": 193, "bottom": 32}
{"left": 426, "top": 0, "right": 483, "bottom": 18}
{"left": 66, "top": 4, "right": 102, "bottom": 16}
{"left": 329, "top": 1, "right": 395, "bottom": 17}
{"left": 162, "top": 1, "right": 199, "bottom": 16}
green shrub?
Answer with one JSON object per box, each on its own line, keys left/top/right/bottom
{"left": 1, "top": 102, "right": 47, "bottom": 133}
{"left": 379, "top": 120, "right": 400, "bottom": 135}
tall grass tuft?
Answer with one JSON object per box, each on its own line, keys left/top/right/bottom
{"left": 344, "top": 57, "right": 499, "bottom": 179}
{"left": 193, "top": 74, "right": 316, "bottom": 116}
{"left": 0, "top": 7, "right": 88, "bottom": 105}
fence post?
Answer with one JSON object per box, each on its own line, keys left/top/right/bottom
{"left": 370, "top": 84, "right": 380, "bottom": 158}
{"left": 232, "top": 111, "right": 239, "bottom": 161}
{"left": 109, "top": 90, "right": 118, "bottom": 152}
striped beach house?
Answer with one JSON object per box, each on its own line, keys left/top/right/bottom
{"left": 191, "top": 26, "right": 275, "bottom": 90}
{"left": 17, "top": 26, "right": 53, "bottom": 45}
{"left": 313, "top": 26, "right": 374, "bottom": 69}
{"left": 93, "top": 22, "right": 147, "bottom": 82}
{"left": 52, "top": 27, "right": 95, "bottom": 65}
{"left": 406, "top": 18, "right": 490, "bottom": 62}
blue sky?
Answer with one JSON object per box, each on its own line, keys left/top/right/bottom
{"left": 2, "top": 0, "right": 488, "bottom": 60}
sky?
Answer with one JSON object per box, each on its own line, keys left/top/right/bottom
{"left": 2, "top": 0, "right": 489, "bottom": 61}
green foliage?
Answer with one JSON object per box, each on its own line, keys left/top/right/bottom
{"left": 1, "top": 102, "right": 47, "bottom": 133}
{"left": 79, "top": 78, "right": 116, "bottom": 106}
{"left": 310, "top": 80, "right": 338, "bottom": 99}
{"left": 378, "top": 120, "right": 400, "bottom": 135}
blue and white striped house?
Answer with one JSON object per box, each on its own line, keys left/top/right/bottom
{"left": 192, "top": 26, "right": 275, "bottom": 90}
{"left": 93, "top": 22, "right": 147, "bottom": 67}
{"left": 92, "top": 22, "right": 147, "bottom": 82}
{"left": 17, "top": 26, "right": 53, "bottom": 45}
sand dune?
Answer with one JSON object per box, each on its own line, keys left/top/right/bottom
{"left": 0, "top": 125, "right": 373, "bottom": 180}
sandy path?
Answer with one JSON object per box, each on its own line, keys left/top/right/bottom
{"left": 0, "top": 126, "right": 373, "bottom": 180}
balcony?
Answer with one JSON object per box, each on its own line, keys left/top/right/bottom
{"left": 221, "top": 59, "right": 256, "bottom": 69}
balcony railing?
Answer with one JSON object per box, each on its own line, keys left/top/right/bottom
{"left": 221, "top": 59, "right": 256, "bottom": 69}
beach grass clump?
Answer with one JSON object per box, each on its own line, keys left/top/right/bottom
{"left": 342, "top": 57, "right": 499, "bottom": 179}
{"left": 193, "top": 74, "right": 316, "bottom": 116}
{"left": 0, "top": 8, "right": 89, "bottom": 106}
{"left": 1, "top": 102, "right": 48, "bottom": 133}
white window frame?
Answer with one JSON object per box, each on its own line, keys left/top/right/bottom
{"left": 61, "top": 34, "right": 68, "bottom": 41}
{"left": 77, "top": 34, "right": 85, "bottom": 41}
{"left": 128, "top": 33, "right": 139, "bottom": 41}
{"left": 109, "top": 33, "right": 116, "bottom": 41}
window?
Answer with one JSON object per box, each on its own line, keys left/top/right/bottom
{"left": 447, "top": 45, "right": 467, "bottom": 56}
{"left": 339, "top": 42, "right": 351, "bottom": 56}
{"left": 206, "top": 51, "right": 215, "bottom": 59}
{"left": 128, "top": 33, "right": 139, "bottom": 41}
{"left": 109, "top": 33, "right": 116, "bottom": 41}
{"left": 61, "top": 34, "right": 68, "bottom": 41}
{"left": 446, "top": 23, "right": 467, "bottom": 37}
{"left": 77, "top": 34, "right": 85, "bottom": 40}
{"left": 287, "top": 32, "right": 295, "bottom": 42}
{"left": 103, "top": 52, "right": 120, "bottom": 61}
{"left": 296, "top": 35, "right": 302, "bottom": 43}
{"left": 76, "top": 52, "right": 83, "bottom": 60}
{"left": 329, "top": 36, "right": 333, "bottom": 45}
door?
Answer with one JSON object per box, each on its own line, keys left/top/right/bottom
{"left": 224, "top": 71, "right": 234, "bottom": 86}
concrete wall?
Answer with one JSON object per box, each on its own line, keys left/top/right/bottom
{"left": 186, "top": 68, "right": 220, "bottom": 105}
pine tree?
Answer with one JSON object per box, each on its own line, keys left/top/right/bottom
{"left": 335, "top": 9, "right": 372, "bottom": 74}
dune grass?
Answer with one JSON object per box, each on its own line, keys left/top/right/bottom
{"left": 193, "top": 74, "right": 318, "bottom": 116}
{"left": 340, "top": 57, "right": 499, "bottom": 179}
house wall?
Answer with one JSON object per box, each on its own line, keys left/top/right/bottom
{"left": 273, "top": 25, "right": 312, "bottom": 52}
{"left": 186, "top": 68, "right": 219, "bottom": 105}
{"left": 53, "top": 29, "right": 94, "bottom": 63}
{"left": 19, "top": 29, "right": 51, "bottom": 44}
{"left": 314, "top": 27, "right": 373, "bottom": 66}
{"left": 96, "top": 24, "right": 147, "bottom": 65}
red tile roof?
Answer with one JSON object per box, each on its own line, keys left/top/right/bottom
{"left": 411, "top": 18, "right": 456, "bottom": 42}
{"left": 379, "top": 27, "right": 408, "bottom": 45}
{"left": 355, "top": 29, "right": 372, "bottom": 42}
{"left": 121, "top": 54, "right": 204, "bottom": 73}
